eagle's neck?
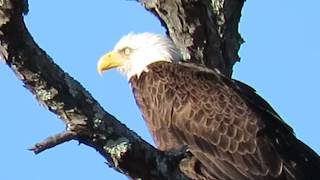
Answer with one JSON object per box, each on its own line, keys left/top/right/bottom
{"left": 125, "top": 59, "right": 172, "bottom": 80}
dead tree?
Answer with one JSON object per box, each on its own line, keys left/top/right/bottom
{"left": 0, "top": 0, "right": 244, "bottom": 179}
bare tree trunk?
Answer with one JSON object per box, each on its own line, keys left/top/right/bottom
{"left": 0, "top": 0, "right": 244, "bottom": 179}
{"left": 141, "top": 0, "right": 244, "bottom": 77}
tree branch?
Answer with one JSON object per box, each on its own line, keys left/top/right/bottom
{"left": 139, "top": 0, "right": 245, "bottom": 77}
{"left": 29, "top": 131, "right": 77, "bottom": 154}
{"left": 0, "top": 0, "right": 189, "bottom": 179}
{"left": 0, "top": 0, "right": 245, "bottom": 179}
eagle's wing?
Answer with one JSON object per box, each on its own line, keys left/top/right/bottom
{"left": 169, "top": 67, "right": 284, "bottom": 179}
{"left": 131, "top": 62, "right": 320, "bottom": 180}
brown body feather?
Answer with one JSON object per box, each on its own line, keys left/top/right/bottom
{"left": 130, "top": 62, "right": 320, "bottom": 180}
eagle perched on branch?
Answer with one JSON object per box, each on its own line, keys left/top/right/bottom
{"left": 97, "top": 33, "right": 320, "bottom": 180}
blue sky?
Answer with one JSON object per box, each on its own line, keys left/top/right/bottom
{"left": 0, "top": 1, "right": 319, "bottom": 179}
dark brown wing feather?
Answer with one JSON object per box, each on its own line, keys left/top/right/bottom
{"left": 130, "top": 62, "right": 320, "bottom": 180}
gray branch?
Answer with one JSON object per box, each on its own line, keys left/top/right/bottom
{"left": 0, "top": 0, "right": 244, "bottom": 179}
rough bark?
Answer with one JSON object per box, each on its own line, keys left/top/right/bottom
{"left": 140, "top": 0, "right": 244, "bottom": 77}
{"left": 0, "top": 0, "right": 244, "bottom": 179}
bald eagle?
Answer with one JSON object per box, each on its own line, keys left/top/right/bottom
{"left": 97, "top": 33, "right": 320, "bottom": 180}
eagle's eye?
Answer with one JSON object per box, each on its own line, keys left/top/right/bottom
{"left": 122, "top": 47, "right": 131, "bottom": 56}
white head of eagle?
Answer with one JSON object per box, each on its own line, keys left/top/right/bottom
{"left": 97, "top": 33, "right": 182, "bottom": 79}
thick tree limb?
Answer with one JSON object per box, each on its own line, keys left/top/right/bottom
{"left": 140, "top": 0, "right": 245, "bottom": 77}
{"left": 0, "top": 0, "right": 245, "bottom": 179}
{"left": 0, "top": 1, "right": 188, "bottom": 179}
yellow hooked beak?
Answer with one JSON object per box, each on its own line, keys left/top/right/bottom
{"left": 97, "top": 51, "right": 124, "bottom": 74}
